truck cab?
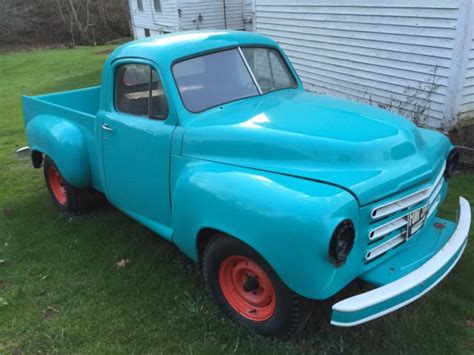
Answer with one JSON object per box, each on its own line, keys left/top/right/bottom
{"left": 20, "top": 31, "right": 471, "bottom": 337}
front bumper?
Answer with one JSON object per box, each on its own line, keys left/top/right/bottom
{"left": 331, "top": 197, "right": 471, "bottom": 327}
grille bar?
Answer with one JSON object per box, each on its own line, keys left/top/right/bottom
{"left": 371, "top": 162, "right": 445, "bottom": 219}
{"left": 366, "top": 162, "right": 446, "bottom": 262}
{"left": 369, "top": 218, "right": 407, "bottom": 241}
{"left": 366, "top": 233, "right": 405, "bottom": 261}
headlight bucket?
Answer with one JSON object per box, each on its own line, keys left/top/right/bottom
{"left": 329, "top": 220, "right": 355, "bottom": 267}
{"left": 445, "top": 148, "right": 460, "bottom": 179}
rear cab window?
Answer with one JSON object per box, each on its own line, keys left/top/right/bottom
{"left": 115, "top": 64, "right": 169, "bottom": 119}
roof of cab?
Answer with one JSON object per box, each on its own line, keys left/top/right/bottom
{"left": 108, "top": 31, "right": 278, "bottom": 66}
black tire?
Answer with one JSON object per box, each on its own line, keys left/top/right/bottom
{"left": 43, "top": 156, "right": 98, "bottom": 215}
{"left": 202, "top": 234, "right": 309, "bottom": 338}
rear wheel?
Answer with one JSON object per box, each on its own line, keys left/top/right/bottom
{"left": 43, "top": 156, "right": 99, "bottom": 214}
{"left": 202, "top": 234, "right": 309, "bottom": 338}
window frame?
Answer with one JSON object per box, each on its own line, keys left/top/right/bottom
{"left": 171, "top": 44, "right": 299, "bottom": 114}
{"left": 113, "top": 62, "right": 169, "bottom": 121}
{"left": 154, "top": 0, "right": 161, "bottom": 12}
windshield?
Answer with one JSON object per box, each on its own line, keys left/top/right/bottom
{"left": 172, "top": 46, "right": 297, "bottom": 112}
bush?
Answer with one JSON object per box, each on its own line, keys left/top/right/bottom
{"left": 0, "top": 0, "right": 131, "bottom": 48}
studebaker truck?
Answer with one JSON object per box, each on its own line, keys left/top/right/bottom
{"left": 19, "top": 31, "right": 471, "bottom": 337}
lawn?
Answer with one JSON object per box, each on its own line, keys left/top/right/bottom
{"left": 0, "top": 46, "right": 473, "bottom": 354}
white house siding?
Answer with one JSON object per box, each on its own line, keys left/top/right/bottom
{"left": 130, "top": 0, "right": 246, "bottom": 37}
{"left": 129, "top": 0, "right": 179, "bottom": 33}
{"left": 243, "top": 0, "right": 255, "bottom": 31}
{"left": 459, "top": 37, "right": 474, "bottom": 118}
{"left": 129, "top": 0, "right": 156, "bottom": 32}
{"left": 152, "top": 0, "right": 179, "bottom": 30}
{"left": 179, "top": 0, "right": 244, "bottom": 31}
{"left": 255, "top": 0, "right": 474, "bottom": 128}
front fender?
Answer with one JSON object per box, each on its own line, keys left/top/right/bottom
{"left": 171, "top": 157, "right": 362, "bottom": 299}
{"left": 26, "top": 115, "right": 91, "bottom": 187}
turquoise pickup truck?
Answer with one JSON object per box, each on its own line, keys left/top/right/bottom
{"left": 20, "top": 31, "right": 471, "bottom": 337}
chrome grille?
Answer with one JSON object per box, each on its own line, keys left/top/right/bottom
{"left": 371, "top": 162, "right": 445, "bottom": 219}
{"left": 365, "top": 163, "right": 445, "bottom": 262}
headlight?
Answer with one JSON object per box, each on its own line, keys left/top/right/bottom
{"left": 445, "top": 148, "right": 460, "bottom": 179}
{"left": 328, "top": 220, "right": 355, "bottom": 267}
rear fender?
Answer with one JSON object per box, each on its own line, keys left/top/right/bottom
{"left": 26, "top": 115, "right": 91, "bottom": 187}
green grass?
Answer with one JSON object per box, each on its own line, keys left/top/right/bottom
{"left": 0, "top": 46, "right": 473, "bottom": 354}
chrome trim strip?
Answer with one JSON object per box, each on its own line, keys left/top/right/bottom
{"left": 237, "top": 46, "right": 262, "bottom": 94}
{"left": 427, "top": 193, "right": 442, "bottom": 220}
{"left": 334, "top": 197, "right": 470, "bottom": 323}
{"left": 16, "top": 146, "right": 30, "bottom": 160}
{"left": 428, "top": 177, "right": 444, "bottom": 207}
{"left": 371, "top": 162, "right": 446, "bottom": 219}
{"left": 369, "top": 218, "right": 407, "bottom": 241}
{"left": 366, "top": 233, "right": 405, "bottom": 260}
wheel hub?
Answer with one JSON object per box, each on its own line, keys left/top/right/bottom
{"left": 243, "top": 275, "right": 260, "bottom": 292}
{"left": 218, "top": 255, "right": 276, "bottom": 321}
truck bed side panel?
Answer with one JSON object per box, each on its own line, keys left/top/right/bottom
{"left": 22, "top": 86, "right": 103, "bottom": 191}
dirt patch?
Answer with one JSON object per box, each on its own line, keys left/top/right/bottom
{"left": 42, "top": 306, "right": 59, "bottom": 320}
{"left": 95, "top": 49, "right": 114, "bottom": 55}
{"left": 434, "top": 222, "right": 446, "bottom": 230}
{"left": 0, "top": 43, "right": 65, "bottom": 55}
{"left": 448, "top": 117, "right": 474, "bottom": 170}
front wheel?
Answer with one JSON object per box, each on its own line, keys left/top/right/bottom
{"left": 202, "top": 235, "right": 309, "bottom": 338}
{"left": 43, "top": 156, "right": 99, "bottom": 214}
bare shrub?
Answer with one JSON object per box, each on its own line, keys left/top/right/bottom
{"left": 0, "top": 0, "right": 131, "bottom": 48}
{"left": 374, "top": 67, "right": 441, "bottom": 127}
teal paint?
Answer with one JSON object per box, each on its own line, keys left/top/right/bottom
{"left": 21, "top": 31, "right": 467, "bottom": 323}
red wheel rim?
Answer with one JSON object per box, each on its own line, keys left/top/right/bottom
{"left": 48, "top": 167, "right": 67, "bottom": 205}
{"left": 219, "top": 255, "right": 276, "bottom": 321}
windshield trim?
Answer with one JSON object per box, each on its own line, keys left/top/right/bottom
{"left": 171, "top": 44, "right": 298, "bottom": 114}
{"left": 237, "top": 46, "right": 263, "bottom": 95}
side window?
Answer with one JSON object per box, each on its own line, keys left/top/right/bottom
{"left": 150, "top": 70, "right": 169, "bottom": 119}
{"left": 115, "top": 64, "right": 168, "bottom": 119}
{"left": 241, "top": 47, "right": 296, "bottom": 93}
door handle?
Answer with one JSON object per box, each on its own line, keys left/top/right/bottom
{"left": 102, "top": 123, "right": 114, "bottom": 132}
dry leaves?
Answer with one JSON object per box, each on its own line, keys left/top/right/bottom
{"left": 116, "top": 258, "right": 131, "bottom": 268}
{"left": 42, "top": 306, "right": 59, "bottom": 320}
{"left": 466, "top": 319, "right": 474, "bottom": 328}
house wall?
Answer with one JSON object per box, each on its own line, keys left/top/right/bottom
{"left": 255, "top": 0, "right": 474, "bottom": 128}
{"left": 129, "top": 0, "right": 155, "bottom": 31}
{"left": 130, "top": 0, "right": 246, "bottom": 38}
{"left": 178, "top": 0, "right": 244, "bottom": 31}
{"left": 459, "top": 41, "right": 474, "bottom": 118}
{"left": 129, "top": 0, "right": 179, "bottom": 33}
{"left": 243, "top": 0, "right": 255, "bottom": 31}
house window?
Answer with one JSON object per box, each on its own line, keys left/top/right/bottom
{"left": 137, "top": 0, "right": 143, "bottom": 11}
{"left": 115, "top": 64, "right": 169, "bottom": 119}
{"left": 154, "top": 0, "right": 161, "bottom": 12}
{"left": 144, "top": 28, "right": 151, "bottom": 37}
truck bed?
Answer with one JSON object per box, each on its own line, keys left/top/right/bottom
{"left": 22, "top": 86, "right": 100, "bottom": 132}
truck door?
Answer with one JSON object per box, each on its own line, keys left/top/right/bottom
{"left": 101, "top": 60, "right": 175, "bottom": 238}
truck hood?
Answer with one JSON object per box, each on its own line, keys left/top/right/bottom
{"left": 181, "top": 90, "right": 451, "bottom": 205}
